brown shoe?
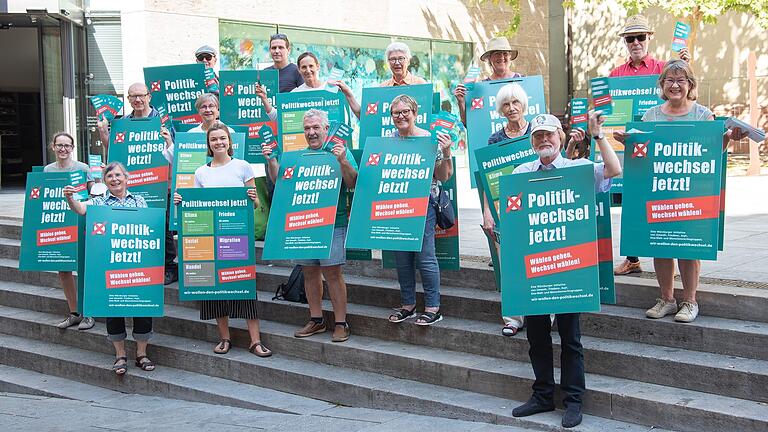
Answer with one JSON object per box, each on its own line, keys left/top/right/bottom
{"left": 331, "top": 324, "right": 350, "bottom": 343}
{"left": 294, "top": 320, "right": 327, "bottom": 338}
{"left": 614, "top": 259, "right": 642, "bottom": 275}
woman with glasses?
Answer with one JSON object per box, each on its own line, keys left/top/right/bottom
{"left": 386, "top": 95, "right": 453, "bottom": 326}
{"left": 44, "top": 132, "right": 96, "bottom": 331}
{"left": 380, "top": 42, "right": 427, "bottom": 87}
{"left": 161, "top": 93, "right": 232, "bottom": 163}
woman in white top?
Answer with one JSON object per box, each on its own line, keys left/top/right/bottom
{"left": 173, "top": 121, "right": 271, "bottom": 357}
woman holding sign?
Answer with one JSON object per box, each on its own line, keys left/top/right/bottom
{"left": 173, "top": 122, "right": 272, "bottom": 357}
{"left": 44, "top": 132, "right": 96, "bottom": 331}
{"left": 386, "top": 95, "right": 453, "bottom": 326}
{"left": 640, "top": 60, "right": 746, "bottom": 323}
{"left": 63, "top": 162, "right": 156, "bottom": 375}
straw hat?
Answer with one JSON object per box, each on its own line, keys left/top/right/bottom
{"left": 480, "top": 37, "right": 519, "bottom": 62}
{"left": 618, "top": 15, "right": 654, "bottom": 36}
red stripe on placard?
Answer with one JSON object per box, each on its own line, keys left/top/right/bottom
{"left": 719, "top": 188, "right": 726, "bottom": 211}
{"left": 285, "top": 205, "right": 336, "bottom": 231}
{"left": 571, "top": 114, "right": 588, "bottom": 124}
{"left": 525, "top": 241, "right": 599, "bottom": 278}
{"left": 247, "top": 121, "right": 276, "bottom": 139}
{"left": 71, "top": 183, "right": 87, "bottom": 193}
{"left": 435, "top": 219, "right": 459, "bottom": 238}
{"left": 106, "top": 266, "right": 164, "bottom": 289}
{"left": 218, "top": 265, "right": 256, "bottom": 283}
{"left": 127, "top": 166, "right": 170, "bottom": 187}
{"left": 597, "top": 237, "right": 613, "bottom": 263}
{"left": 433, "top": 119, "right": 455, "bottom": 129}
{"left": 36, "top": 225, "right": 78, "bottom": 247}
{"left": 371, "top": 197, "right": 428, "bottom": 220}
{"left": 646, "top": 195, "right": 720, "bottom": 223}
{"left": 594, "top": 96, "right": 612, "bottom": 107}
{"left": 174, "top": 114, "right": 203, "bottom": 124}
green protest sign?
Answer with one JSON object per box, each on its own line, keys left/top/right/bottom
{"left": 204, "top": 67, "right": 219, "bottom": 93}
{"left": 89, "top": 94, "right": 123, "bottom": 122}
{"left": 144, "top": 64, "right": 206, "bottom": 124}
{"left": 590, "top": 77, "right": 613, "bottom": 116}
{"left": 474, "top": 170, "right": 501, "bottom": 291}
{"left": 465, "top": 76, "right": 546, "bottom": 187}
{"left": 177, "top": 187, "right": 257, "bottom": 301}
{"left": 345, "top": 149, "right": 372, "bottom": 260}
{"left": 263, "top": 150, "right": 342, "bottom": 260}
{"left": 475, "top": 135, "right": 537, "bottom": 224}
{"left": 220, "top": 70, "right": 279, "bottom": 160}
{"left": 108, "top": 117, "right": 169, "bottom": 208}
{"left": 276, "top": 89, "right": 351, "bottom": 153}
{"left": 620, "top": 121, "right": 724, "bottom": 260}
{"left": 499, "top": 164, "right": 600, "bottom": 316}
{"left": 359, "top": 84, "right": 434, "bottom": 146}
{"left": 718, "top": 151, "right": 726, "bottom": 251}
{"left": 19, "top": 172, "right": 81, "bottom": 271}
{"left": 346, "top": 137, "right": 435, "bottom": 252}
{"left": 570, "top": 98, "right": 589, "bottom": 131}
{"left": 69, "top": 171, "right": 88, "bottom": 201}
{"left": 83, "top": 206, "right": 165, "bottom": 317}
{"left": 595, "top": 192, "right": 615, "bottom": 304}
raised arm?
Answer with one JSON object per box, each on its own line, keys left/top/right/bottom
{"left": 589, "top": 110, "right": 621, "bottom": 179}
{"left": 63, "top": 185, "right": 87, "bottom": 215}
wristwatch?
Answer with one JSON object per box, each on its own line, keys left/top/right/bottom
{"left": 593, "top": 132, "right": 605, "bottom": 140}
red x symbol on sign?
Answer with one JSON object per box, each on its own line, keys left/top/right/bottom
{"left": 366, "top": 103, "right": 378, "bottom": 115}
{"left": 283, "top": 166, "right": 295, "bottom": 179}
{"left": 30, "top": 187, "right": 40, "bottom": 199}
{"left": 632, "top": 140, "right": 649, "bottom": 158}
{"left": 224, "top": 84, "right": 234, "bottom": 96}
{"left": 471, "top": 98, "right": 484, "bottom": 110}
{"left": 367, "top": 153, "right": 381, "bottom": 166}
{"left": 506, "top": 193, "right": 523, "bottom": 212}
{"left": 92, "top": 222, "right": 106, "bottom": 235}
{"left": 150, "top": 81, "right": 161, "bottom": 92}
{"left": 115, "top": 132, "right": 125, "bottom": 143}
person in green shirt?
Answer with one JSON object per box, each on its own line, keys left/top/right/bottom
{"left": 262, "top": 109, "right": 358, "bottom": 342}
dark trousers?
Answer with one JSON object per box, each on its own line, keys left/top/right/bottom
{"left": 526, "top": 313, "right": 585, "bottom": 407}
{"left": 106, "top": 317, "right": 153, "bottom": 342}
{"left": 165, "top": 191, "right": 177, "bottom": 271}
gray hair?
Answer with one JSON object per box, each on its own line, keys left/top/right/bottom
{"left": 385, "top": 41, "right": 412, "bottom": 60}
{"left": 495, "top": 83, "right": 529, "bottom": 115}
{"left": 390, "top": 94, "right": 419, "bottom": 114}
{"left": 303, "top": 109, "right": 329, "bottom": 128}
{"left": 195, "top": 93, "right": 219, "bottom": 111}
{"left": 658, "top": 59, "right": 698, "bottom": 101}
{"left": 103, "top": 161, "right": 130, "bottom": 179}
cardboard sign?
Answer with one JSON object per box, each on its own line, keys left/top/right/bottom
{"left": 275, "top": 89, "right": 351, "bottom": 153}
{"left": 143, "top": 64, "right": 207, "bottom": 123}
{"left": 89, "top": 94, "right": 123, "bottom": 122}
{"left": 359, "top": 84, "right": 434, "bottom": 145}
{"left": 590, "top": 77, "right": 613, "bottom": 116}
{"left": 672, "top": 22, "right": 690, "bottom": 52}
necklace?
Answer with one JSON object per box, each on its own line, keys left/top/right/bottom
{"left": 506, "top": 120, "right": 528, "bottom": 135}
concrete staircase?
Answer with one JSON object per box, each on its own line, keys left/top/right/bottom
{"left": 0, "top": 216, "right": 766, "bottom": 431}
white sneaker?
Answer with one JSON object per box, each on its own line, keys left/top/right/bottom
{"left": 674, "top": 301, "right": 699, "bottom": 323}
{"left": 78, "top": 317, "right": 95, "bottom": 330}
{"left": 56, "top": 314, "right": 83, "bottom": 329}
{"left": 645, "top": 298, "right": 678, "bottom": 319}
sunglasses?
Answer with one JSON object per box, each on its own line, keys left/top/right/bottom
{"left": 196, "top": 54, "right": 213, "bottom": 61}
{"left": 624, "top": 34, "right": 648, "bottom": 43}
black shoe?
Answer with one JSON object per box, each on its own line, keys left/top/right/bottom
{"left": 164, "top": 269, "right": 178, "bottom": 285}
{"left": 561, "top": 404, "right": 583, "bottom": 428}
{"left": 512, "top": 398, "right": 555, "bottom": 418}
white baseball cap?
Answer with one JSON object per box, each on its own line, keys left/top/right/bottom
{"left": 530, "top": 114, "right": 562, "bottom": 134}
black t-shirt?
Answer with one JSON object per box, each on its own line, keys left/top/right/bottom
{"left": 266, "top": 63, "right": 304, "bottom": 93}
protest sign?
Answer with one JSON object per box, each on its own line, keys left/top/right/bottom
{"left": 621, "top": 121, "right": 724, "bottom": 260}
{"left": 590, "top": 77, "right": 613, "bottom": 116}
{"left": 359, "top": 84, "right": 434, "bottom": 145}
{"left": 570, "top": 98, "right": 589, "bottom": 131}
{"left": 89, "top": 94, "right": 123, "bottom": 122}
{"left": 177, "top": 187, "right": 257, "bottom": 301}
{"left": 345, "top": 149, "right": 372, "bottom": 260}
{"left": 89, "top": 154, "right": 103, "bottom": 179}
{"left": 500, "top": 164, "right": 600, "bottom": 316}
{"left": 595, "top": 191, "right": 615, "bottom": 304}
{"left": 204, "top": 67, "right": 219, "bottom": 93}
{"left": 69, "top": 171, "right": 89, "bottom": 201}
{"left": 219, "top": 69, "right": 279, "bottom": 157}
{"left": 83, "top": 206, "right": 165, "bottom": 317}
{"left": 672, "top": 22, "right": 690, "bottom": 52}
{"left": 275, "top": 89, "right": 350, "bottom": 152}
{"left": 144, "top": 64, "right": 206, "bottom": 123}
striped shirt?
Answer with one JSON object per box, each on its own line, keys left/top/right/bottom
{"left": 90, "top": 191, "right": 147, "bottom": 208}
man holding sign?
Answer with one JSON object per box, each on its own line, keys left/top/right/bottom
{"left": 263, "top": 109, "right": 358, "bottom": 343}
{"left": 508, "top": 112, "right": 621, "bottom": 428}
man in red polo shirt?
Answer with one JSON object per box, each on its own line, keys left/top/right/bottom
{"left": 610, "top": 14, "right": 690, "bottom": 275}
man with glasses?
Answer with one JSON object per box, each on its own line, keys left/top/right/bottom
{"left": 195, "top": 45, "right": 220, "bottom": 95}
{"left": 380, "top": 42, "right": 426, "bottom": 87}
{"left": 265, "top": 33, "right": 304, "bottom": 93}
{"left": 609, "top": 14, "right": 689, "bottom": 276}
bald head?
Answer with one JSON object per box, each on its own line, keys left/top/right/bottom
{"left": 127, "top": 82, "right": 152, "bottom": 117}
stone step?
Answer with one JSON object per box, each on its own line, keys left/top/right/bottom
{"left": 0, "top": 315, "right": 662, "bottom": 432}
{"left": 0, "top": 300, "right": 765, "bottom": 432}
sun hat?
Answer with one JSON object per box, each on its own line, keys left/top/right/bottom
{"left": 480, "top": 37, "right": 519, "bottom": 62}
{"left": 619, "top": 15, "right": 654, "bottom": 36}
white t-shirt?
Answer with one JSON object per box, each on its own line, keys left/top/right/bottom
{"left": 162, "top": 124, "right": 235, "bottom": 163}
{"left": 193, "top": 158, "right": 254, "bottom": 188}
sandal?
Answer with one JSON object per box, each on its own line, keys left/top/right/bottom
{"left": 502, "top": 323, "right": 520, "bottom": 337}
{"left": 213, "top": 339, "right": 231, "bottom": 354}
{"left": 135, "top": 355, "right": 155, "bottom": 371}
{"left": 388, "top": 308, "right": 416, "bottom": 323}
{"left": 112, "top": 356, "right": 128, "bottom": 376}
{"left": 414, "top": 311, "right": 443, "bottom": 326}
{"left": 249, "top": 341, "right": 272, "bottom": 358}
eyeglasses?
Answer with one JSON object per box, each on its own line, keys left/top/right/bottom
{"left": 53, "top": 143, "right": 74, "bottom": 150}
{"left": 663, "top": 78, "right": 689, "bottom": 87}
{"left": 127, "top": 93, "right": 149, "bottom": 101}
{"left": 196, "top": 54, "right": 213, "bottom": 61}
{"left": 391, "top": 109, "right": 412, "bottom": 118}
{"left": 388, "top": 56, "right": 407, "bottom": 64}
{"left": 199, "top": 104, "right": 218, "bottom": 110}
{"left": 624, "top": 34, "right": 648, "bottom": 43}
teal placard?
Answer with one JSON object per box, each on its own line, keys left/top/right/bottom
{"left": 69, "top": 171, "right": 88, "bottom": 201}
{"left": 465, "top": 76, "right": 546, "bottom": 187}
{"left": 263, "top": 150, "right": 342, "bottom": 260}
{"left": 143, "top": 63, "right": 206, "bottom": 123}
{"left": 590, "top": 77, "right": 613, "bottom": 116}
{"left": 345, "top": 149, "right": 372, "bottom": 260}
{"left": 500, "top": 163, "right": 600, "bottom": 316}
{"left": 359, "top": 84, "right": 434, "bottom": 146}
{"left": 474, "top": 170, "right": 501, "bottom": 291}
{"left": 89, "top": 154, "right": 103, "bottom": 179}
{"left": 177, "top": 187, "right": 257, "bottom": 301}
{"left": 620, "top": 121, "right": 724, "bottom": 260}
{"left": 275, "top": 89, "right": 351, "bottom": 153}
{"left": 672, "top": 21, "right": 690, "bottom": 52}
{"left": 89, "top": 94, "right": 124, "bottom": 122}
{"left": 19, "top": 172, "right": 81, "bottom": 272}
{"left": 83, "top": 206, "right": 165, "bottom": 317}
{"left": 346, "top": 137, "right": 435, "bottom": 252}
{"left": 595, "top": 192, "right": 615, "bottom": 304}
{"left": 475, "top": 135, "right": 537, "bottom": 224}
{"left": 204, "top": 67, "right": 219, "bottom": 93}
{"left": 570, "top": 98, "right": 589, "bottom": 131}
{"left": 31, "top": 166, "right": 44, "bottom": 172}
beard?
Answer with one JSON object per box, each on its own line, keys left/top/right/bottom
{"left": 536, "top": 147, "right": 559, "bottom": 158}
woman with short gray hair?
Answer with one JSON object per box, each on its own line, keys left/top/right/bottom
{"left": 381, "top": 42, "right": 427, "bottom": 87}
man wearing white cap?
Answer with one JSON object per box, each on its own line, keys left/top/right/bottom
{"left": 195, "top": 45, "right": 220, "bottom": 95}
{"left": 510, "top": 111, "right": 621, "bottom": 428}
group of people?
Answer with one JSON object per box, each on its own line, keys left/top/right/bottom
{"left": 42, "top": 15, "right": 749, "bottom": 429}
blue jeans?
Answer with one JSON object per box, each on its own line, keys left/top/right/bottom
{"left": 394, "top": 204, "right": 440, "bottom": 308}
